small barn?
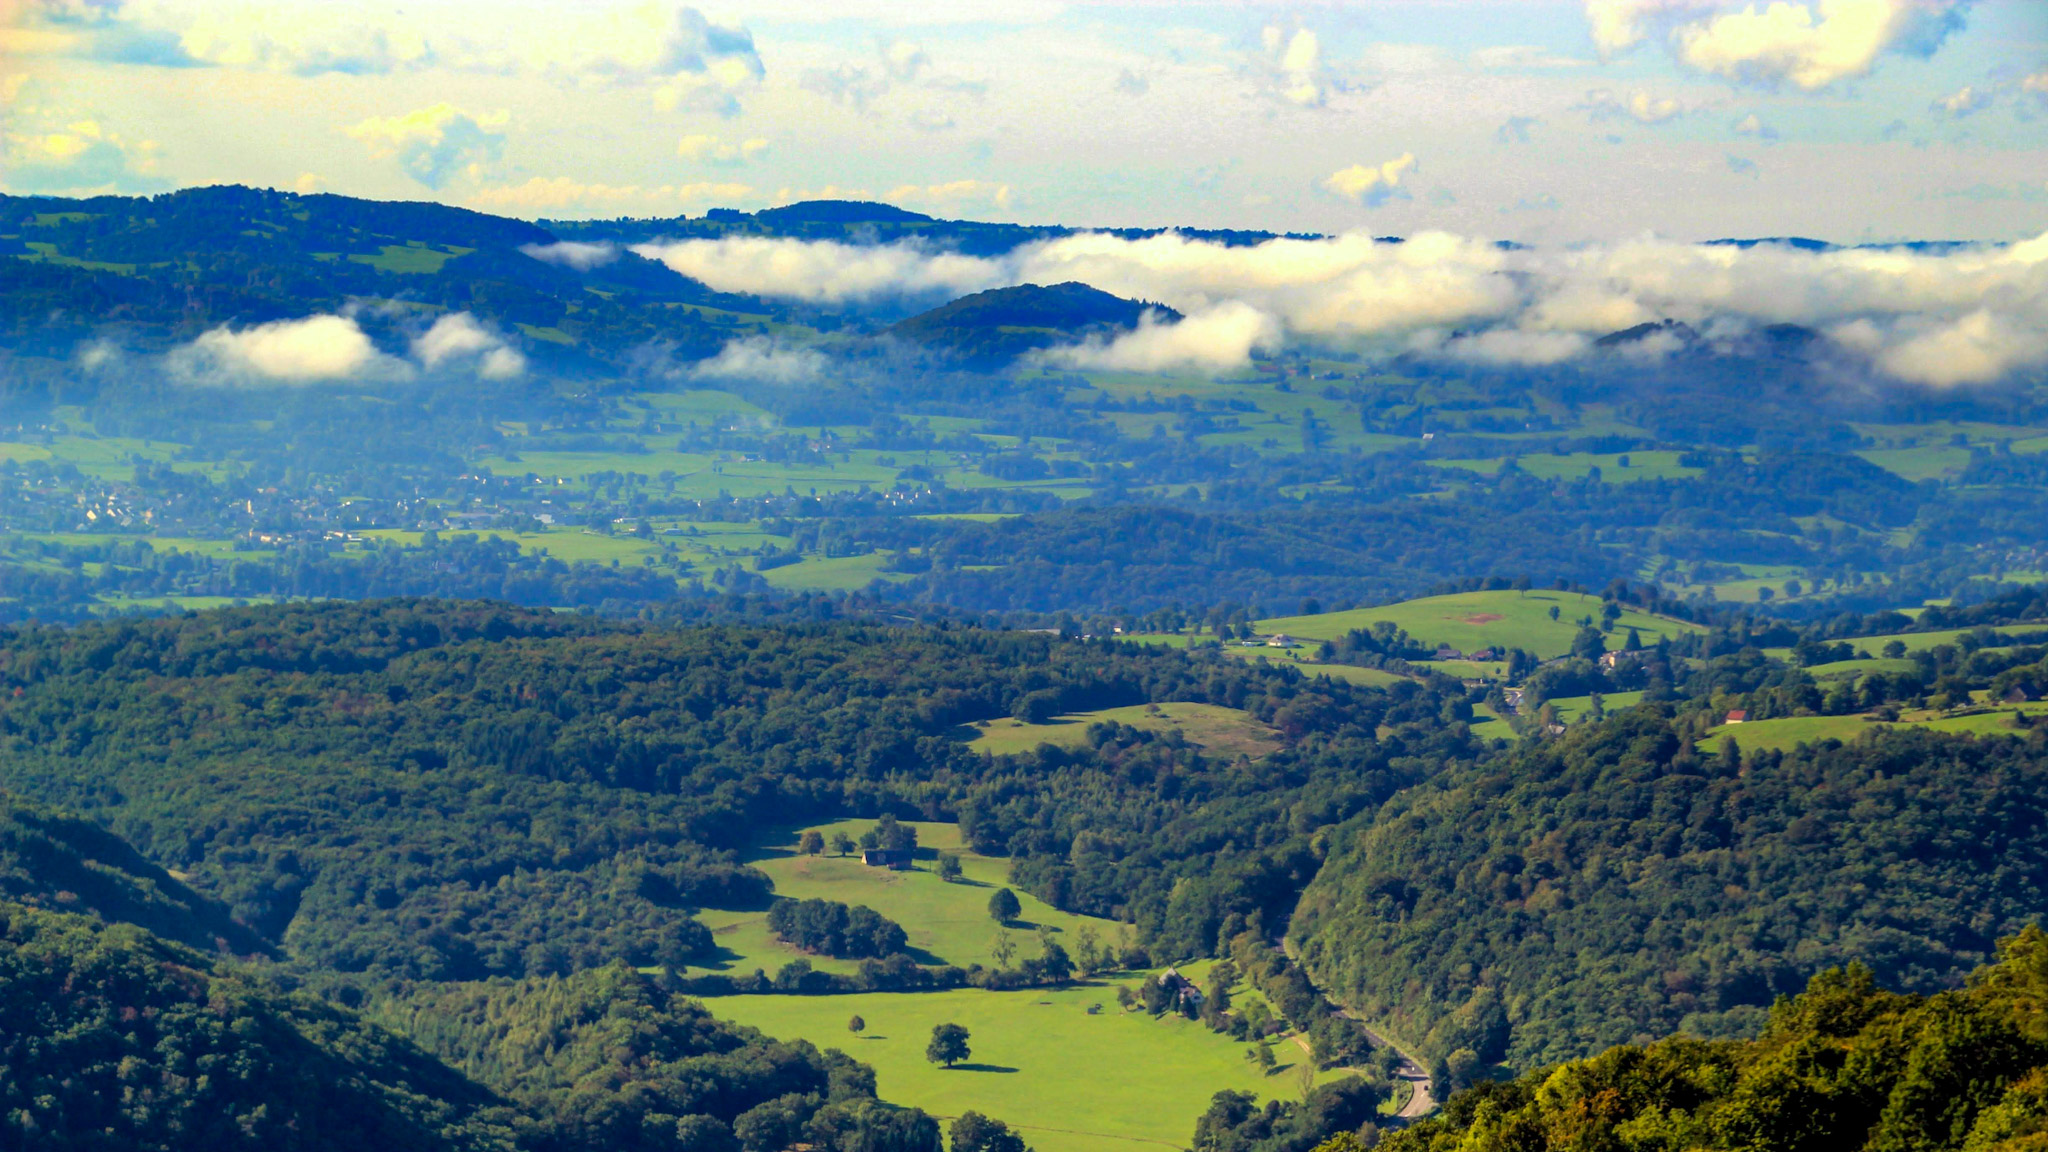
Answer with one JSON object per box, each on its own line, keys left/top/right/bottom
{"left": 861, "top": 847, "right": 914, "bottom": 870}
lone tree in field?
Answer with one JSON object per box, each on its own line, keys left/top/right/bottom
{"left": 830, "top": 831, "right": 856, "bottom": 857}
{"left": 848, "top": 1015, "right": 865, "bottom": 1036}
{"left": 799, "top": 830, "right": 824, "bottom": 856}
{"left": 927, "top": 1022, "right": 972, "bottom": 1068}
{"left": 937, "top": 851, "right": 963, "bottom": 882}
{"left": 988, "top": 887, "right": 1021, "bottom": 923}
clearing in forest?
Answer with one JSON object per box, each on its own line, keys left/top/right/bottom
{"left": 962, "top": 701, "right": 1282, "bottom": 759}
{"left": 1258, "top": 589, "right": 1702, "bottom": 660}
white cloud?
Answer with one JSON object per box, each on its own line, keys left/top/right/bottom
{"left": 0, "top": 116, "right": 161, "bottom": 193}
{"left": 554, "top": 4, "right": 763, "bottom": 115}
{"left": 169, "top": 315, "right": 402, "bottom": 384}
{"left": 1930, "top": 84, "right": 1989, "bottom": 115}
{"left": 1041, "top": 301, "right": 1280, "bottom": 374}
{"left": 689, "top": 336, "right": 826, "bottom": 385}
{"left": 1251, "top": 24, "right": 1363, "bottom": 108}
{"left": 678, "top": 134, "right": 768, "bottom": 166}
{"left": 1321, "top": 154, "right": 1416, "bottom": 208}
{"left": 346, "top": 103, "right": 506, "bottom": 189}
{"left": 647, "top": 224, "right": 2048, "bottom": 388}
{"left": 413, "top": 313, "right": 526, "bottom": 379}
{"left": 632, "top": 236, "right": 1008, "bottom": 303}
{"left": 520, "top": 240, "right": 618, "bottom": 270}
{"left": 1579, "top": 87, "right": 1687, "bottom": 125}
{"left": 1586, "top": 0, "right": 1971, "bottom": 91}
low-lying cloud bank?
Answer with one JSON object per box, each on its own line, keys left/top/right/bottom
{"left": 164, "top": 311, "right": 524, "bottom": 385}
{"left": 636, "top": 228, "right": 2048, "bottom": 388}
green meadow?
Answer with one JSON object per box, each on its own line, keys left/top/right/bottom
{"left": 1702, "top": 703, "right": 2048, "bottom": 754}
{"left": 712, "top": 977, "right": 1356, "bottom": 1152}
{"left": 688, "top": 820, "right": 1123, "bottom": 975}
{"left": 1258, "top": 589, "right": 1702, "bottom": 659}
{"left": 963, "top": 702, "right": 1282, "bottom": 759}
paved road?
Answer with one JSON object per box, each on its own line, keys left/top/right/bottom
{"left": 1276, "top": 932, "right": 1435, "bottom": 1121}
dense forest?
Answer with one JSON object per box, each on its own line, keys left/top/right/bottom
{"left": 0, "top": 598, "right": 1466, "bottom": 978}
{"left": 1382, "top": 926, "right": 2048, "bottom": 1152}
{"left": 1291, "top": 709, "right": 2048, "bottom": 1079}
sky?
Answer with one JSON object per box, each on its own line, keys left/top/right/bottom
{"left": 2, "top": 0, "right": 2045, "bottom": 243}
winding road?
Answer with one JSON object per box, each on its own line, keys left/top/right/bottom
{"left": 1276, "top": 931, "right": 1435, "bottom": 1121}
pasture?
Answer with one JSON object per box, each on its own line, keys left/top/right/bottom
{"left": 712, "top": 972, "right": 1361, "bottom": 1152}
{"left": 1702, "top": 703, "right": 2048, "bottom": 754}
{"left": 1258, "top": 589, "right": 1701, "bottom": 660}
{"left": 963, "top": 702, "right": 1281, "bottom": 759}
{"left": 689, "top": 820, "right": 1124, "bottom": 975}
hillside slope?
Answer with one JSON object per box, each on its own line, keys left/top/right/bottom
{"left": 0, "top": 790, "right": 266, "bottom": 955}
{"left": 1291, "top": 708, "right": 2048, "bottom": 1076}
{"left": 1381, "top": 926, "right": 2048, "bottom": 1152}
{"left": 0, "top": 903, "right": 518, "bottom": 1152}
{"left": 887, "top": 281, "right": 1180, "bottom": 366}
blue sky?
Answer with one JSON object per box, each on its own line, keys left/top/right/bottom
{"left": 2, "top": 0, "right": 2044, "bottom": 241}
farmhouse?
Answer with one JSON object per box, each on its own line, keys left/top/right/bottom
{"left": 1725, "top": 710, "right": 1749, "bottom": 724}
{"left": 1158, "top": 967, "right": 1203, "bottom": 1011}
{"left": 861, "top": 847, "right": 914, "bottom": 870}
{"left": 1266, "top": 634, "right": 1298, "bottom": 648}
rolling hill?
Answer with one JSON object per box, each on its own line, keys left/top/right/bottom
{"left": 886, "top": 281, "right": 1180, "bottom": 367}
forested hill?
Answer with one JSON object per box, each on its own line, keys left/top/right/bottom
{"left": 0, "top": 184, "right": 769, "bottom": 361}
{"left": 0, "top": 790, "right": 265, "bottom": 955}
{"left": 1383, "top": 926, "right": 2048, "bottom": 1152}
{"left": 888, "top": 281, "right": 1180, "bottom": 366}
{"left": 1290, "top": 706, "right": 2048, "bottom": 1080}
{"left": 0, "top": 597, "right": 1473, "bottom": 981}
{"left": 0, "top": 904, "right": 520, "bottom": 1151}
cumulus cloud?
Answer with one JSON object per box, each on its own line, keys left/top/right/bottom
{"left": 677, "top": 133, "right": 768, "bottom": 165}
{"left": 1041, "top": 302, "right": 1280, "bottom": 374}
{"left": 1930, "top": 83, "right": 1989, "bottom": 115}
{"left": 632, "top": 236, "right": 1008, "bottom": 303}
{"left": 168, "top": 315, "right": 403, "bottom": 385}
{"left": 346, "top": 103, "right": 506, "bottom": 189}
{"left": 689, "top": 336, "right": 826, "bottom": 385}
{"left": 1587, "top": 0, "right": 1971, "bottom": 91}
{"left": 554, "top": 4, "right": 762, "bottom": 115}
{"left": 1578, "top": 87, "right": 1687, "bottom": 124}
{"left": 412, "top": 313, "right": 526, "bottom": 379}
{"left": 165, "top": 311, "right": 531, "bottom": 384}
{"left": 1321, "top": 154, "right": 1416, "bottom": 207}
{"left": 520, "top": 240, "right": 618, "bottom": 270}
{"left": 1250, "top": 24, "right": 1363, "bottom": 108}
{"left": 649, "top": 223, "right": 2048, "bottom": 389}
{"left": 0, "top": 116, "right": 161, "bottom": 193}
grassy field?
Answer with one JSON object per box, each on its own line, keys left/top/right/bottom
{"left": 1258, "top": 589, "right": 1702, "bottom": 659}
{"left": 711, "top": 975, "right": 1353, "bottom": 1152}
{"left": 964, "top": 702, "right": 1280, "bottom": 759}
{"left": 689, "top": 820, "right": 1125, "bottom": 976}
{"left": 1702, "top": 703, "right": 2048, "bottom": 753}
{"left": 1542, "top": 690, "right": 1647, "bottom": 724}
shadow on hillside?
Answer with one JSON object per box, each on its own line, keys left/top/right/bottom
{"left": 949, "top": 1063, "right": 1018, "bottom": 1074}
